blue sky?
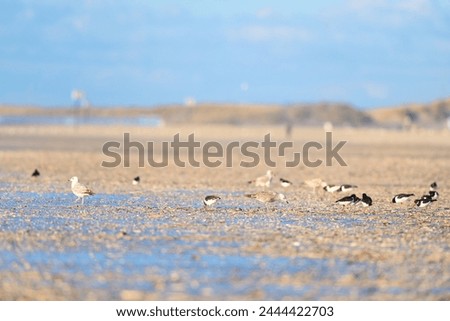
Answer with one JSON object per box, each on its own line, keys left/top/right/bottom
{"left": 1, "top": 0, "right": 449, "bottom": 108}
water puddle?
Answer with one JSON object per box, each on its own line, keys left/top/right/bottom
{"left": 0, "top": 189, "right": 445, "bottom": 299}
{"left": 0, "top": 245, "right": 384, "bottom": 299}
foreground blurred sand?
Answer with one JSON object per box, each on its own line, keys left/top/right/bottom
{"left": 0, "top": 124, "right": 449, "bottom": 300}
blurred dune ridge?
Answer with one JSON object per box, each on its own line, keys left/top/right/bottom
{"left": 1, "top": 97, "right": 449, "bottom": 128}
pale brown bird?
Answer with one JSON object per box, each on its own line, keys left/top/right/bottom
{"left": 69, "top": 176, "right": 95, "bottom": 205}
{"left": 248, "top": 170, "right": 273, "bottom": 188}
{"left": 304, "top": 178, "right": 325, "bottom": 194}
{"left": 245, "top": 191, "right": 288, "bottom": 208}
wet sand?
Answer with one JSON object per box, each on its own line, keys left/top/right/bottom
{"left": 0, "top": 124, "right": 449, "bottom": 300}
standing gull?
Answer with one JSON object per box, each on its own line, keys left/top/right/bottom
{"left": 248, "top": 170, "right": 273, "bottom": 188}
{"left": 304, "top": 178, "right": 325, "bottom": 194}
{"left": 69, "top": 176, "right": 95, "bottom": 205}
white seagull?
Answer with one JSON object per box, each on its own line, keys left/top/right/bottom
{"left": 248, "top": 170, "right": 273, "bottom": 188}
{"left": 69, "top": 176, "right": 95, "bottom": 205}
{"left": 304, "top": 178, "right": 325, "bottom": 194}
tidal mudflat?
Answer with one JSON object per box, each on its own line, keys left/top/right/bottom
{"left": 0, "top": 124, "right": 449, "bottom": 300}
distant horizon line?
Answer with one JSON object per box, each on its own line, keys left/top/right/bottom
{"left": 1, "top": 96, "right": 449, "bottom": 111}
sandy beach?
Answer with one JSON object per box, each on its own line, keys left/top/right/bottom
{"left": 0, "top": 123, "right": 449, "bottom": 300}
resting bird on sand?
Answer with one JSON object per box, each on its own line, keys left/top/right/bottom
{"left": 323, "top": 184, "right": 341, "bottom": 193}
{"left": 203, "top": 195, "right": 221, "bottom": 208}
{"left": 414, "top": 195, "right": 436, "bottom": 208}
{"left": 132, "top": 176, "right": 140, "bottom": 185}
{"left": 279, "top": 178, "right": 292, "bottom": 188}
{"left": 245, "top": 191, "right": 288, "bottom": 208}
{"left": 69, "top": 176, "right": 95, "bottom": 205}
{"left": 339, "top": 184, "right": 358, "bottom": 193}
{"left": 335, "top": 194, "right": 358, "bottom": 206}
{"left": 392, "top": 193, "right": 415, "bottom": 204}
{"left": 361, "top": 193, "right": 373, "bottom": 207}
{"left": 427, "top": 191, "right": 439, "bottom": 201}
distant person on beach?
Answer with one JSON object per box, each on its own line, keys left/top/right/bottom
{"left": 285, "top": 121, "right": 293, "bottom": 139}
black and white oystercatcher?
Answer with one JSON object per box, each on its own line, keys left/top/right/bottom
{"left": 429, "top": 182, "right": 438, "bottom": 191}
{"left": 339, "top": 184, "right": 358, "bottom": 193}
{"left": 336, "top": 194, "right": 358, "bottom": 206}
{"left": 352, "top": 194, "right": 361, "bottom": 205}
{"left": 392, "top": 193, "right": 415, "bottom": 203}
{"left": 428, "top": 190, "right": 439, "bottom": 201}
{"left": 203, "top": 195, "right": 221, "bottom": 207}
{"left": 132, "top": 176, "right": 140, "bottom": 185}
{"left": 323, "top": 184, "right": 341, "bottom": 193}
{"left": 414, "top": 195, "right": 435, "bottom": 208}
{"left": 361, "top": 193, "right": 373, "bottom": 207}
{"left": 279, "top": 178, "right": 292, "bottom": 188}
